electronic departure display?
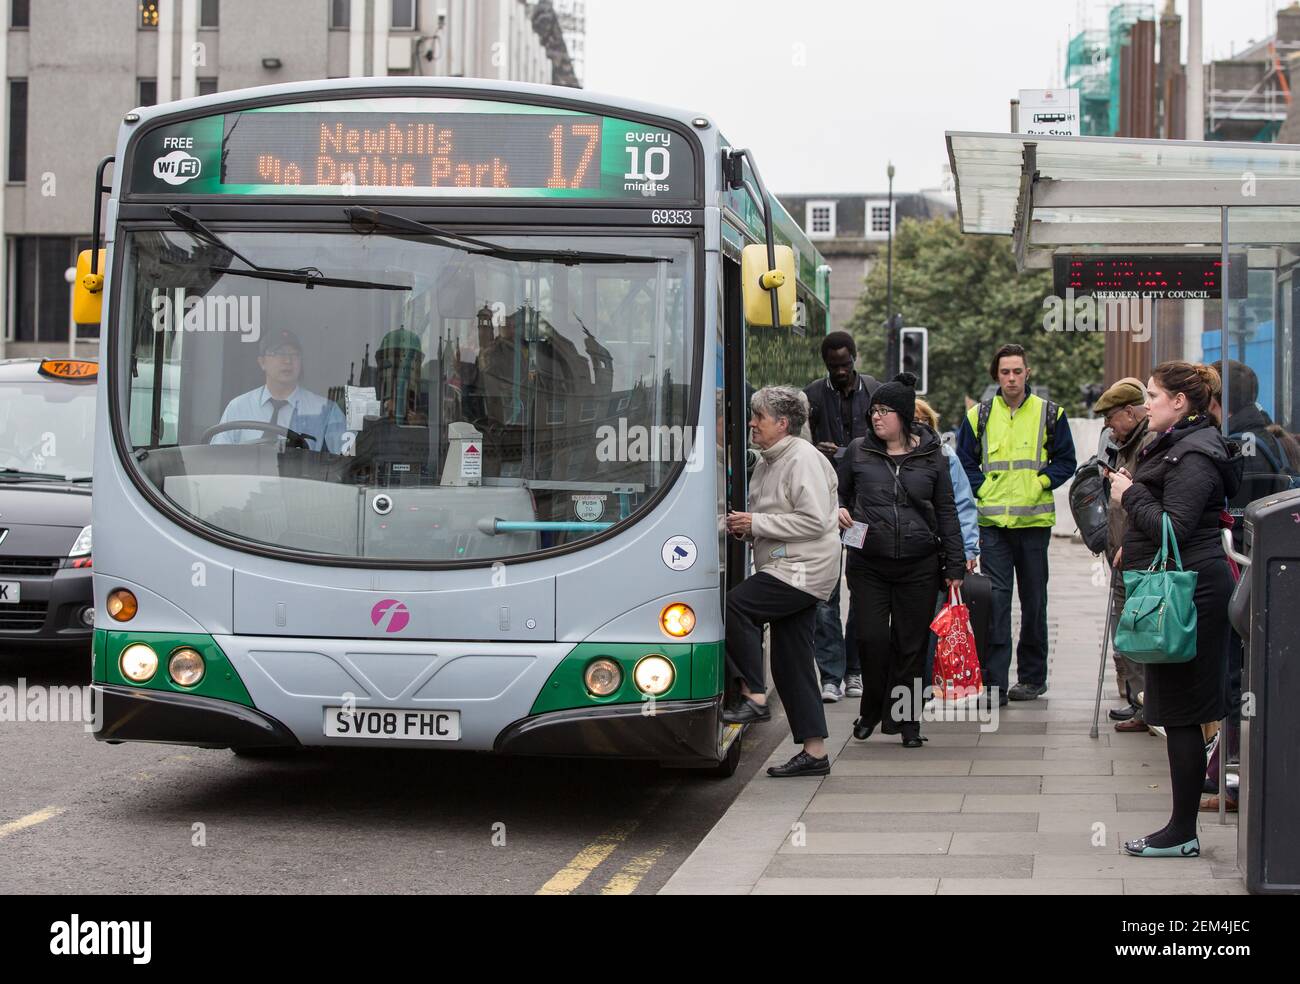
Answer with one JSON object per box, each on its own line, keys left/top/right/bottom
{"left": 1052, "top": 254, "right": 1245, "bottom": 299}
{"left": 128, "top": 96, "right": 695, "bottom": 202}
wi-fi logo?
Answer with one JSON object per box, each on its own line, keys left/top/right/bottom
{"left": 370, "top": 598, "right": 410, "bottom": 633}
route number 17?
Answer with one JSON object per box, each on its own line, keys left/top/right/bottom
{"left": 547, "top": 123, "right": 601, "bottom": 189}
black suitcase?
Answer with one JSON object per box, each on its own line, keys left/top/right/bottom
{"left": 961, "top": 570, "right": 993, "bottom": 671}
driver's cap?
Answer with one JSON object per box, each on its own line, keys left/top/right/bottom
{"left": 260, "top": 328, "right": 303, "bottom": 355}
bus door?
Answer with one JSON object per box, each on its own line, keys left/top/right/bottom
{"left": 722, "top": 255, "right": 749, "bottom": 594}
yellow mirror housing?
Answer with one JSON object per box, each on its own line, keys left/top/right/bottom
{"left": 741, "top": 243, "right": 796, "bottom": 327}
{"left": 73, "top": 249, "right": 106, "bottom": 325}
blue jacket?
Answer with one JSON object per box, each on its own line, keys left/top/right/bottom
{"left": 943, "top": 444, "right": 980, "bottom": 559}
{"left": 955, "top": 388, "right": 1077, "bottom": 497}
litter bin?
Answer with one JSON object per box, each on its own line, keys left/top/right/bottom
{"left": 1236, "top": 488, "right": 1300, "bottom": 894}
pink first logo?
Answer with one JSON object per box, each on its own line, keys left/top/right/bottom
{"left": 370, "top": 599, "right": 410, "bottom": 633}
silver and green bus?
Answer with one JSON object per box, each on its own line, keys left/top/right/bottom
{"left": 80, "top": 77, "right": 829, "bottom": 774}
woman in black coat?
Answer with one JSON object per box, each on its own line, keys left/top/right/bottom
{"left": 1108, "top": 361, "right": 1243, "bottom": 858}
{"left": 837, "top": 373, "right": 966, "bottom": 747}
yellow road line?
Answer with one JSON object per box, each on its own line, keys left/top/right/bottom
{"left": 599, "top": 845, "right": 668, "bottom": 895}
{"left": 0, "top": 806, "right": 64, "bottom": 840}
{"left": 536, "top": 821, "right": 639, "bottom": 895}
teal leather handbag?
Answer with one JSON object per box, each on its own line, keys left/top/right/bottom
{"left": 1115, "top": 513, "right": 1199, "bottom": 664}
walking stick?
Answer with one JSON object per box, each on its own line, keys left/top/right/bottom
{"left": 1090, "top": 566, "right": 1117, "bottom": 740}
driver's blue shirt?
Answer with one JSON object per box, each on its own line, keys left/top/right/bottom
{"left": 212, "top": 385, "right": 345, "bottom": 452}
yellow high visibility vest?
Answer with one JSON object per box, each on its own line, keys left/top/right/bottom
{"left": 967, "top": 394, "right": 1061, "bottom": 528}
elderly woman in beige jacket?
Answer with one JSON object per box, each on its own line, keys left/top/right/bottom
{"left": 723, "top": 385, "right": 844, "bottom": 777}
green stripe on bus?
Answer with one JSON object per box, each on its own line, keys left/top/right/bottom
{"left": 95, "top": 629, "right": 254, "bottom": 707}
{"left": 530, "top": 642, "right": 708, "bottom": 715}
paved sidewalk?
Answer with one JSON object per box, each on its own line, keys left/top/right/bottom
{"left": 661, "top": 538, "right": 1245, "bottom": 895}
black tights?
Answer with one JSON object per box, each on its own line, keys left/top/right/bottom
{"left": 1146, "top": 724, "right": 1206, "bottom": 847}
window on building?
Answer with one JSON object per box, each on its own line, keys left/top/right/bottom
{"left": 329, "top": 0, "right": 349, "bottom": 29}
{"left": 806, "top": 201, "right": 835, "bottom": 239}
{"left": 198, "top": 77, "right": 218, "bottom": 96}
{"left": 200, "top": 0, "right": 218, "bottom": 27}
{"left": 865, "top": 200, "right": 895, "bottom": 239}
{"left": 137, "top": 78, "right": 157, "bottom": 107}
{"left": 10, "top": 0, "right": 30, "bottom": 29}
{"left": 7, "top": 79, "right": 27, "bottom": 183}
{"left": 391, "top": 0, "right": 416, "bottom": 30}
{"left": 6, "top": 236, "right": 76, "bottom": 342}
{"left": 139, "top": 1, "right": 159, "bottom": 28}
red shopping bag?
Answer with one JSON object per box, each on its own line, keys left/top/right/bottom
{"left": 930, "top": 585, "right": 984, "bottom": 701}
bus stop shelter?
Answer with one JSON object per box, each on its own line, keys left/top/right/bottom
{"left": 945, "top": 130, "right": 1300, "bottom": 432}
{"left": 947, "top": 131, "right": 1300, "bottom": 888}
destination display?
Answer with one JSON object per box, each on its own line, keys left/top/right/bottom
{"left": 128, "top": 97, "right": 695, "bottom": 201}
{"left": 1053, "top": 254, "right": 1246, "bottom": 299}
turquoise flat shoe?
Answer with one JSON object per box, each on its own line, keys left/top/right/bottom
{"left": 1123, "top": 835, "right": 1200, "bottom": 858}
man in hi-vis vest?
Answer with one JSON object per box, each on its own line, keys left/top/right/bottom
{"left": 956, "top": 344, "right": 1077, "bottom": 704}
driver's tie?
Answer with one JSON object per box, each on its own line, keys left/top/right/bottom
{"left": 269, "top": 399, "right": 289, "bottom": 427}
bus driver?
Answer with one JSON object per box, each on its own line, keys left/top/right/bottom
{"left": 212, "top": 328, "right": 346, "bottom": 452}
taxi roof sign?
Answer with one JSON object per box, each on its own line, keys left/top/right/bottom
{"left": 38, "top": 359, "right": 99, "bottom": 380}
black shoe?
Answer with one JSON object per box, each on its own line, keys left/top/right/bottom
{"left": 852, "top": 717, "right": 874, "bottom": 741}
{"left": 902, "top": 734, "right": 927, "bottom": 748}
{"left": 1109, "top": 703, "right": 1139, "bottom": 721}
{"left": 1008, "top": 682, "right": 1047, "bottom": 701}
{"left": 767, "top": 750, "right": 830, "bottom": 777}
{"left": 721, "top": 696, "right": 770, "bottom": 725}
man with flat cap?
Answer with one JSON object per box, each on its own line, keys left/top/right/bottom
{"left": 1094, "top": 377, "right": 1156, "bottom": 730}
{"left": 213, "top": 327, "right": 346, "bottom": 452}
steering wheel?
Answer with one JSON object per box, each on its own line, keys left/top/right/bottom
{"left": 201, "top": 420, "right": 315, "bottom": 450}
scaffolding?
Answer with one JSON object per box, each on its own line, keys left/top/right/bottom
{"left": 1107, "top": 3, "right": 1155, "bottom": 134}
{"left": 1066, "top": 28, "right": 1111, "bottom": 135}
{"left": 1066, "top": 3, "right": 1155, "bottom": 136}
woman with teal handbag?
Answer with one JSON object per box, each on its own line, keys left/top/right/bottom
{"left": 1108, "top": 362, "right": 1243, "bottom": 859}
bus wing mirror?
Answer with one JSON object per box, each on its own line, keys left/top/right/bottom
{"left": 73, "top": 248, "right": 106, "bottom": 326}
{"left": 741, "top": 243, "right": 796, "bottom": 327}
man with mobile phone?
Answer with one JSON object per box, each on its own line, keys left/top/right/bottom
{"left": 1093, "top": 378, "right": 1156, "bottom": 730}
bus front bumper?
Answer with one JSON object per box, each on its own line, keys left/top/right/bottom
{"left": 91, "top": 683, "right": 299, "bottom": 749}
{"left": 495, "top": 695, "right": 724, "bottom": 766}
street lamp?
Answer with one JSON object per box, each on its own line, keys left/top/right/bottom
{"left": 886, "top": 161, "right": 895, "bottom": 319}
{"left": 884, "top": 162, "right": 900, "bottom": 376}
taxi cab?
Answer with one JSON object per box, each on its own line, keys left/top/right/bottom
{"left": 0, "top": 358, "right": 97, "bottom": 652}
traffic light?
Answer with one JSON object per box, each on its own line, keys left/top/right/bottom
{"left": 899, "top": 327, "right": 928, "bottom": 394}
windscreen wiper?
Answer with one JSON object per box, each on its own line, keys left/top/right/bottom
{"left": 0, "top": 467, "right": 54, "bottom": 481}
{"left": 164, "top": 207, "right": 411, "bottom": 292}
{"left": 345, "top": 206, "right": 673, "bottom": 267}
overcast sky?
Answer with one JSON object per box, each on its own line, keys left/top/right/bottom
{"left": 584, "top": 0, "right": 1283, "bottom": 194}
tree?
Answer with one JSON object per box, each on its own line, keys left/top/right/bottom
{"left": 844, "top": 217, "right": 1103, "bottom": 432}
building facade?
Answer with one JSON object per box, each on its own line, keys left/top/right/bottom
{"left": 778, "top": 188, "right": 956, "bottom": 332}
{"left": 0, "top": 0, "right": 577, "bottom": 359}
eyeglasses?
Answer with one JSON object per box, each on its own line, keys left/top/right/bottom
{"left": 263, "top": 348, "right": 301, "bottom": 359}
{"left": 869, "top": 406, "right": 896, "bottom": 418}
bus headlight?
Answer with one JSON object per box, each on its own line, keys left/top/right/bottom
{"left": 660, "top": 603, "right": 695, "bottom": 638}
{"left": 584, "top": 658, "right": 622, "bottom": 697}
{"left": 634, "top": 655, "right": 675, "bottom": 696}
{"left": 106, "top": 588, "right": 138, "bottom": 622}
{"left": 168, "top": 648, "right": 205, "bottom": 687}
{"left": 119, "top": 643, "right": 158, "bottom": 683}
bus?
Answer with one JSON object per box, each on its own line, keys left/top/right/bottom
{"left": 78, "top": 77, "right": 830, "bottom": 775}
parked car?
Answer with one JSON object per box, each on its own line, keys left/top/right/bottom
{"left": 0, "top": 357, "right": 97, "bottom": 652}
